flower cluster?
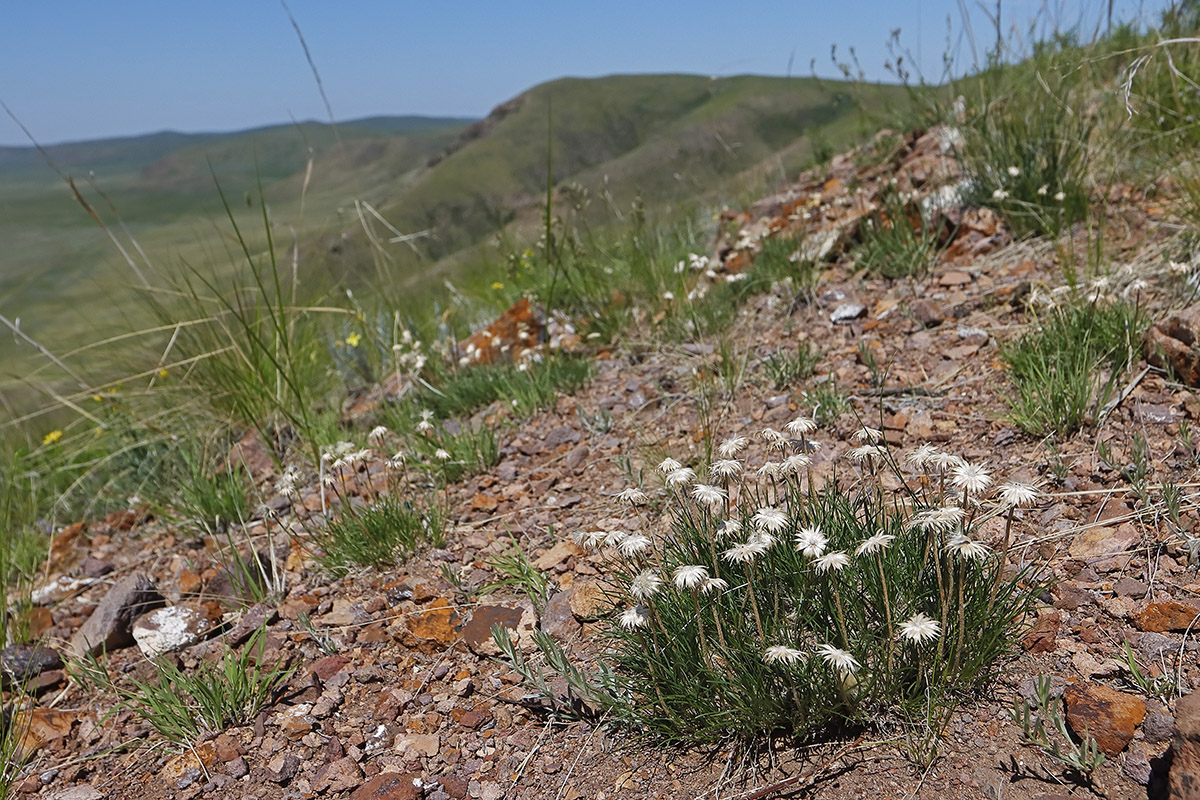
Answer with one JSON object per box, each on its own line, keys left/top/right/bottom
{"left": 573, "top": 421, "right": 1044, "bottom": 743}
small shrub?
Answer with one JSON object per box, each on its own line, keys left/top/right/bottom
{"left": 504, "top": 425, "right": 1043, "bottom": 748}
{"left": 764, "top": 342, "right": 821, "bottom": 389}
{"left": 482, "top": 536, "right": 551, "bottom": 613}
{"left": 117, "top": 630, "right": 294, "bottom": 747}
{"left": 853, "top": 187, "right": 944, "bottom": 278}
{"left": 310, "top": 497, "right": 443, "bottom": 575}
{"left": 1002, "top": 295, "right": 1147, "bottom": 437}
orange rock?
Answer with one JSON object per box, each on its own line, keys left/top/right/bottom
{"left": 462, "top": 297, "right": 542, "bottom": 365}
{"left": 48, "top": 522, "right": 87, "bottom": 571}
{"left": 162, "top": 741, "right": 217, "bottom": 782}
{"left": 1133, "top": 599, "right": 1200, "bottom": 633}
{"left": 471, "top": 493, "right": 498, "bottom": 513}
{"left": 401, "top": 598, "right": 460, "bottom": 653}
{"left": 14, "top": 707, "right": 75, "bottom": 760}
{"left": 1063, "top": 683, "right": 1145, "bottom": 756}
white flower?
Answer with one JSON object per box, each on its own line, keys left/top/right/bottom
{"left": 756, "top": 461, "right": 784, "bottom": 479}
{"left": 722, "top": 541, "right": 765, "bottom": 565}
{"left": 854, "top": 533, "right": 895, "bottom": 557}
{"left": 813, "top": 551, "right": 850, "bottom": 573}
{"left": 997, "top": 482, "right": 1039, "bottom": 508}
{"left": 763, "top": 645, "right": 806, "bottom": 666}
{"left": 603, "top": 530, "right": 628, "bottom": 548}
{"left": 993, "top": 188, "right": 1010, "bottom": 200}
{"left": 785, "top": 416, "right": 817, "bottom": 436}
{"left": 752, "top": 506, "right": 789, "bottom": 534}
{"left": 931, "top": 451, "right": 965, "bottom": 471}
{"left": 718, "top": 436, "right": 749, "bottom": 458}
{"left": 852, "top": 426, "right": 884, "bottom": 444}
{"left": 1054, "top": 190, "right": 1065, "bottom": 202}
{"left": 573, "top": 530, "right": 607, "bottom": 549}
{"left": 1007, "top": 165, "right": 1021, "bottom": 177}
{"left": 620, "top": 606, "right": 649, "bottom": 630}
{"left": 368, "top": 425, "right": 389, "bottom": 445}
{"left": 691, "top": 483, "right": 727, "bottom": 508}
{"left": 897, "top": 613, "right": 941, "bottom": 644}
{"left": 673, "top": 564, "right": 710, "bottom": 590}
{"left": 434, "top": 448, "right": 451, "bottom": 461}
{"left": 782, "top": 454, "right": 811, "bottom": 475}
{"left": 665, "top": 467, "right": 697, "bottom": 488}
{"left": 715, "top": 518, "right": 741, "bottom": 540}
{"left": 629, "top": 570, "right": 662, "bottom": 600}
{"left": 908, "top": 505, "right": 966, "bottom": 533}
{"left": 905, "top": 444, "right": 940, "bottom": 468}
{"left": 618, "top": 534, "right": 653, "bottom": 558}
{"left": 848, "top": 445, "right": 887, "bottom": 463}
{"left": 817, "top": 644, "right": 859, "bottom": 675}
{"left": 416, "top": 419, "right": 435, "bottom": 435}
{"left": 709, "top": 459, "right": 743, "bottom": 481}
{"left": 944, "top": 533, "right": 990, "bottom": 561}
{"left": 951, "top": 461, "right": 992, "bottom": 494}
{"left": 795, "top": 526, "right": 828, "bottom": 558}
{"left": 617, "top": 487, "right": 649, "bottom": 505}
{"left": 757, "top": 428, "right": 787, "bottom": 446}
{"left": 1036, "top": 184, "right": 1049, "bottom": 196}
{"left": 700, "top": 577, "right": 729, "bottom": 595}
{"left": 657, "top": 457, "right": 683, "bottom": 474}
{"left": 662, "top": 291, "right": 676, "bottom": 301}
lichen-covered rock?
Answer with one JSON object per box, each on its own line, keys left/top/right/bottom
{"left": 131, "top": 603, "right": 222, "bottom": 657}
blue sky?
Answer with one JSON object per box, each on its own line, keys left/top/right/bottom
{"left": 0, "top": 1, "right": 1173, "bottom": 146}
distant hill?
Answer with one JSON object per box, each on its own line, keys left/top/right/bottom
{"left": 0, "top": 75, "right": 902, "bottom": 398}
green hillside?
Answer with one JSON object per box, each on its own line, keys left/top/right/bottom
{"left": 0, "top": 74, "right": 896, "bottom": 406}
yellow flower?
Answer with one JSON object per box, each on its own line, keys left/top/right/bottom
{"left": 42, "top": 430, "right": 63, "bottom": 446}
{"left": 345, "top": 333, "right": 361, "bottom": 348}
{"left": 491, "top": 281, "right": 505, "bottom": 290}
{"left": 157, "top": 368, "right": 169, "bottom": 378}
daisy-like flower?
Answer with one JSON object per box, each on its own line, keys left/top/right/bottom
{"left": 699, "top": 577, "right": 729, "bottom": 595}
{"left": 781, "top": 454, "right": 811, "bottom": 475}
{"left": 757, "top": 428, "right": 787, "bottom": 446}
{"left": 657, "top": 457, "right": 683, "bottom": 474}
{"left": 368, "top": 425, "right": 389, "bottom": 445}
{"left": 853, "top": 426, "right": 884, "bottom": 444}
{"left": 854, "top": 533, "right": 896, "bottom": 557}
{"left": 749, "top": 530, "right": 777, "bottom": 551}
{"left": 848, "top": 444, "right": 887, "bottom": 463}
{"left": 629, "top": 570, "right": 662, "bottom": 600}
{"left": 673, "top": 564, "right": 710, "bottom": 590}
{"left": 993, "top": 188, "right": 1010, "bottom": 200}
{"left": 817, "top": 643, "right": 859, "bottom": 675}
{"left": 1007, "top": 165, "right": 1021, "bottom": 177}
{"left": 814, "top": 551, "right": 850, "bottom": 573}
{"left": 715, "top": 518, "right": 742, "bottom": 540}
{"left": 618, "top": 534, "right": 653, "bottom": 558}
{"left": 763, "top": 645, "right": 806, "bottom": 666}
{"left": 795, "top": 526, "right": 828, "bottom": 558}
{"left": 709, "top": 459, "right": 743, "bottom": 480}
{"left": 1036, "top": 184, "right": 1049, "bottom": 196}
{"left": 944, "top": 533, "right": 990, "bottom": 561}
{"left": 603, "top": 530, "right": 629, "bottom": 548}
{"left": 931, "top": 451, "right": 965, "bottom": 471}
{"left": 666, "top": 467, "right": 697, "bottom": 488}
{"left": 347, "top": 448, "right": 372, "bottom": 465}
{"left": 619, "top": 606, "right": 649, "bottom": 630}
{"left": 717, "top": 435, "right": 749, "bottom": 458}
{"left": 617, "top": 487, "right": 649, "bottom": 505}
{"left": 416, "top": 409, "right": 436, "bottom": 435}
{"left": 573, "top": 530, "right": 607, "bottom": 550}
{"left": 785, "top": 416, "right": 817, "bottom": 436}
{"left": 997, "top": 481, "right": 1039, "bottom": 508}
{"left": 752, "top": 506, "right": 789, "bottom": 534}
{"left": 756, "top": 461, "right": 784, "bottom": 479}
{"left": 691, "top": 483, "right": 727, "bottom": 508}
{"left": 434, "top": 448, "right": 451, "bottom": 461}
{"left": 722, "top": 541, "right": 763, "bottom": 565}
{"left": 951, "top": 461, "right": 992, "bottom": 494}
{"left": 905, "top": 443, "right": 940, "bottom": 469}
{"left": 908, "top": 505, "right": 966, "bottom": 533}
{"left": 386, "top": 451, "right": 406, "bottom": 469}
{"left": 1053, "top": 190, "right": 1065, "bottom": 202}
{"left": 897, "top": 612, "right": 941, "bottom": 644}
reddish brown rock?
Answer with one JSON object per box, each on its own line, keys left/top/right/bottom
{"left": 1172, "top": 691, "right": 1200, "bottom": 799}
{"left": 461, "top": 297, "right": 543, "bottom": 365}
{"left": 1145, "top": 305, "right": 1200, "bottom": 387}
{"left": 1063, "top": 682, "right": 1146, "bottom": 755}
{"left": 350, "top": 773, "right": 423, "bottom": 800}
{"left": 313, "top": 756, "right": 364, "bottom": 794}
{"left": 226, "top": 428, "right": 276, "bottom": 481}
{"left": 1021, "top": 611, "right": 1060, "bottom": 654}
{"left": 1132, "top": 599, "right": 1200, "bottom": 632}
{"left": 471, "top": 493, "right": 498, "bottom": 513}
{"left": 310, "top": 654, "right": 352, "bottom": 682}
{"left": 14, "top": 708, "right": 75, "bottom": 760}
{"left": 461, "top": 605, "right": 523, "bottom": 655}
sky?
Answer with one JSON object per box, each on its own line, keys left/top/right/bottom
{"left": 0, "top": 1, "right": 1175, "bottom": 147}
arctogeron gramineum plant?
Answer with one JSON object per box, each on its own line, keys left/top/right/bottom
{"left": 562, "top": 421, "right": 1043, "bottom": 746}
